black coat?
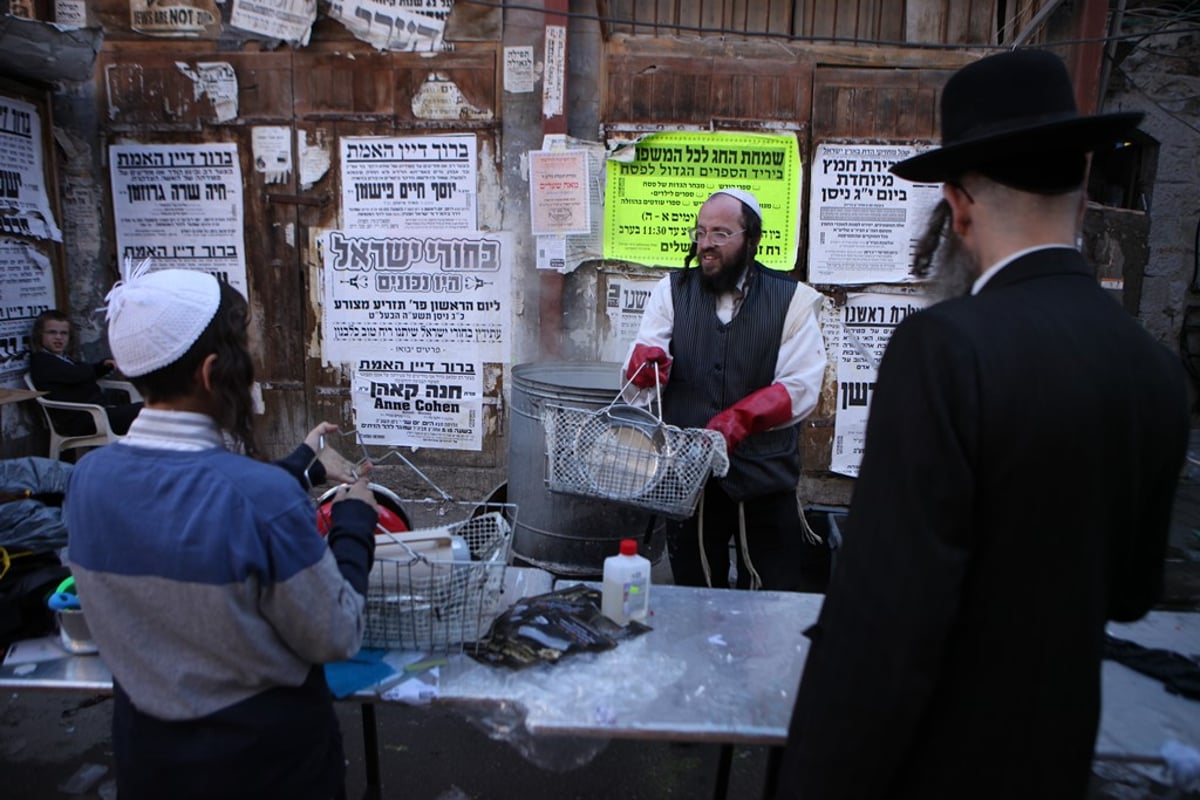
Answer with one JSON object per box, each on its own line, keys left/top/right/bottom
{"left": 776, "top": 248, "right": 1189, "bottom": 799}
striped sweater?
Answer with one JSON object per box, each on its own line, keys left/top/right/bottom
{"left": 64, "top": 410, "right": 375, "bottom": 799}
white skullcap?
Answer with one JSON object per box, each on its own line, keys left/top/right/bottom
{"left": 711, "top": 187, "right": 762, "bottom": 221}
{"left": 104, "top": 260, "right": 220, "bottom": 377}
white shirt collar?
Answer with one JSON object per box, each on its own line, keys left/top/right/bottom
{"left": 119, "top": 408, "right": 225, "bottom": 452}
{"left": 971, "top": 243, "right": 1077, "bottom": 295}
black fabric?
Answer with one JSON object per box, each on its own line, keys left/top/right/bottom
{"left": 0, "top": 550, "right": 69, "bottom": 649}
{"left": 891, "top": 50, "right": 1142, "bottom": 184}
{"left": 666, "top": 481, "right": 828, "bottom": 592}
{"left": 1104, "top": 634, "right": 1200, "bottom": 700}
{"left": 111, "top": 667, "right": 346, "bottom": 800}
{"left": 665, "top": 262, "right": 799, "bottom": 499}
{"left": 29, "top": 351, "right": 141, "bottom": 435}
{"left": 776, "top": 248, "right": 1189, "bottom": 799}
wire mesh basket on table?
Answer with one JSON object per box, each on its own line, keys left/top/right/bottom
{"left": 364, "top": 500, "right": 516, "bottom": 653}
{"left": 314, "top": 433, "right": 517, "bottom": 653}
{"left": 540, "top": 369, "right": 729, "bottom": 519}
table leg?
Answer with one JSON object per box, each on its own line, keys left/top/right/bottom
{"left": 713, "top": 743, "right": 734, "bottom": 800}
{"left": 360, "top": 701, "right": 381, "bottom": 800}
{"left": 762, "top": 745, "right": 783, "bottom": 799}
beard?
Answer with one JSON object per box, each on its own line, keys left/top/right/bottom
{"left": 698, "top": 240, "right": 752, "bottom": 294}
{"left": 928, "top": 229, "right": 980, "bottom": 303}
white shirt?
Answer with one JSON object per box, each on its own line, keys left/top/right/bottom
{"left": 621, "top": 270, "right": 827, "bottom": 425}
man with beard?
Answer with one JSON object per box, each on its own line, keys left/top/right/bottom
{"left": 774, "top": 50, "right": 1189, "bottom": 799}
{"left": 622, "top": 187, "right": 827, "bottom": 591}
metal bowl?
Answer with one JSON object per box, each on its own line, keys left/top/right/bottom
{"left": 574, "top": 404, "right": 667, "bottom": 501}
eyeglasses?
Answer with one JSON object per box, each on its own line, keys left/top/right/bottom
{"left": 687, "top": 227, "right": 745, "bottom": 246}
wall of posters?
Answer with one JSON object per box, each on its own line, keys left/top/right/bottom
{"left": 109, "top": 142, "right": 249, "bottom": 295}
{"left": 528, "top": 150, "right": 589, "bottom": 236}
{"left": 320, "top": 228, "right": 510, "bottom": 450}
{"left": 351, "top": 359, "right": 483, "bottom": 451}
{"left": 600, "top": 274, "right": 662, "bottom": 363}
{"left": 340, "top": 134, "right": 477, "bottom": 232}
{"left": 319, "top": 228, "right": 511, "bottom": 364}
{"left": 603, "top": 131, "right": 801, "bottom": 271}
{"left": 807, "top": 142, "right": 941, "bottom": 285}
{"left": 0, "top": 95, "right": 61, "bottom": 242}
{"left": 830, "top": 291, "right": 930, "bottom": 477}
{"left": 0, "top": 239, "right": 55, "bottom": 384}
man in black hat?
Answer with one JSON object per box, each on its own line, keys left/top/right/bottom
{"left": 775, "top": 49, "right": 1189, "bottom": 799}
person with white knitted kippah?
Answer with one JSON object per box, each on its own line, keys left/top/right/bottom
{"left": 65, "top": 262, "right": 379, "bottom": 800}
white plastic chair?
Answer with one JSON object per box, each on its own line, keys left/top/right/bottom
{"left": 23, "top": 373, "right": 142, "bottom": 460}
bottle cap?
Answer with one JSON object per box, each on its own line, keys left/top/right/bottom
{"left": 619, "top": 538, "right": 637, "bottom": 556}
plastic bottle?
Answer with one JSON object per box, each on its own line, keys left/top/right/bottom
{"left": 601, "top": 538, "right": 651, "bottom": 625}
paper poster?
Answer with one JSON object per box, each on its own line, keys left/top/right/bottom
{"left": 252, "top": 126, "right": 293, "bottom": 185}
{"left": 830, "top": 291, "right": 931, "bottom": 477}
{"left": 326, "top": 0, "right": 450, "bottom": 51}
{"left": 230, "top": 0, "right": 317, "bottom": 45}
{"left": 319, "top": 228, "right": 511, "bottom": 365}
{"left": 807, "top": 142, "right": 942, "bottom": 285}
{"left": 176, "top": 62, "right": 239, "bottom": 123}
{"left": 351, "top": 359, "right": 484, "bottom": 450}
{"left": 600, "top": 274, "right": 663, "bottom": 363}
{"left": 529, "top": 150, "right": 589, "bottom": 235}
{"left": 340, "top": 135, "right": 477, "bottom": 232}
{"left": 603, "top": 131, "right": 801, "bottom": 271}
{"left": 130, "top": 0, "right": 221, "bottom": 37}
{"left": 0, "top": 96, "right": 62, "bottom": 242}
{"left": 542, "top": 25, "right": 565, "bottom": 118}
{"left": 504, "top": 46, "right": 536, "bottom": 94}
{"left": 109, "top": 142, "right": 249, "bottom": 296}
{"left": 0, "top": 239, "right": 55, "bottom": 384}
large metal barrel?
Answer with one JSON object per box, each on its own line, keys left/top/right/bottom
{"left": 509, "top": 361, "right": 665, "bottom": 578}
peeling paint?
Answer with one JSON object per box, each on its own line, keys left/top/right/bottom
{"left": 298, "top": 128, "right": 331, "bottom": 191}
{"left": 176, "top": 61, "right": 239, "bottom": 122}
{"left": 477, "top": 138, "right": 502, "bottom": 230}
{"left": 411, "top": 72, "right": 493, "bottom": 121}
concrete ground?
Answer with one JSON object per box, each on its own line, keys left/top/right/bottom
{"left": 3, "top": 449, "right": 1200, "bottom": 799}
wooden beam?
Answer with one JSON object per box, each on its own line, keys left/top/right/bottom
{"left": 540, "top": 0, "right": 568, "bottom": 360}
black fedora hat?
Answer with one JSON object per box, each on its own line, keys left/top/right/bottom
{"left": 891, "top": 49, "right": 1143, "bottom": 184}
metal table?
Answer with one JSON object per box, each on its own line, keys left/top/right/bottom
{"left": 4, "top": 585, "right": 1196, "bottom": 798}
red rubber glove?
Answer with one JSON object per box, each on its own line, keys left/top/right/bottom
{"left": 625, "top": 344, "right": 671, "bottom": 389}
{"left": 706, "top": 383, "right": 793, "bottom": 454}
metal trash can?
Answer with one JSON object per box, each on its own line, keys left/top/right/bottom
{"left": 509, "top": 361, "right": 665, "bottom": 578}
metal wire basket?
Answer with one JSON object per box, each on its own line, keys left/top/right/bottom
{"left": 364, "top": 501, "right": 515, "bottom": 653}
{"left": 542, "top": 390, "right": 729, "bottom": 520}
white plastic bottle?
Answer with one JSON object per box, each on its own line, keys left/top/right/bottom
{"left": 601, "top": 538, "right": 651, "bottom": 625}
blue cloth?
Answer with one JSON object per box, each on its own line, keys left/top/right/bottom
{"left": 324, "top": 648, "right": 395, "bottom": 698}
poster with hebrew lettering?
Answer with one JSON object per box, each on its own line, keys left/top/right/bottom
{"left": 340, "top": 135, "right": 477, "bottom": 232}
{"left": 109, "top": 143, "right": 248, "bottom": 296}
{"left": 603, "top": 131, "right": 801, "bottom": 271}
{"left": 0, "top": 95, "right": 61, "bottom": 242}
{"left": 0, "top": 239, "right": 55, "bottom": 384}
{"left": 319, "top": 228, "right": 511, "bottom": 367}
{"left": 808, "top": 142, "right": 942, "bottom": 285}
{"left": 326, "top": 0, "right": 450, "bottom": 52}
{"left": 351, "top": 360, "right": 483, "bottom": 450}
{"left": 830, "top": 291, "right": 931, "bottom": 478}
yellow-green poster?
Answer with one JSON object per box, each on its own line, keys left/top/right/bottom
{"left": 603, "top": 131, "right": 801, "bottom": 270}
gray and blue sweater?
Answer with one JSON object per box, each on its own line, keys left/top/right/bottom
{"left": 65, "top": 410, "right": 375, "bottom": 799}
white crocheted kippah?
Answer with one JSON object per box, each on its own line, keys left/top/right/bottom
{"left": 105, "top": 259, "right": 220, "bottom": 378}
{"left": 712, "top": 187, "right": 762, "bottom": 221}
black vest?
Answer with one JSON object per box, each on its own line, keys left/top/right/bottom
{"left": 664, "top": 263, "right": 800, "bottom": 500}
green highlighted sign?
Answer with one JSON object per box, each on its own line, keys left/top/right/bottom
{"left": 603, "top": 131, "right": 801, "bottom": 271}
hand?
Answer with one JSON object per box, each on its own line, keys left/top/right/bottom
{"left": 626, "top": 344, "right": 671, "bottom": 390}
{"left": 705, "top": 383, "right": 793, "bottom": 454}
{"left": 332, "top": 475, "right": 379, "bottom": 513}
{"left": 305, "top": 422, "right": 371, "bottom": 484}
